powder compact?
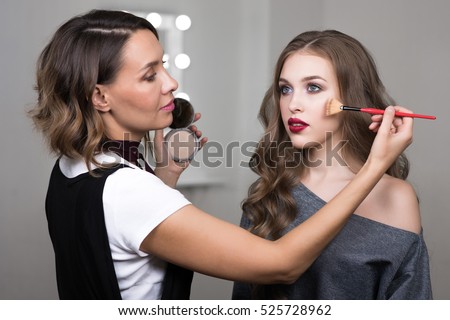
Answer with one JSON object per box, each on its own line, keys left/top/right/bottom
{"left": 164, "top": 98, "right": 200, "bottom": 162}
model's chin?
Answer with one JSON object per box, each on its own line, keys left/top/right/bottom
{"left": 289, "top": 137, "right": 322, "bottom": 150}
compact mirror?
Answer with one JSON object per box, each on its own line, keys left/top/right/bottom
{"left": 170, "top": 98, "right": 195, "bottom": 129}
{"left": 165, "top": 98, "right": 200, "bottom": 162}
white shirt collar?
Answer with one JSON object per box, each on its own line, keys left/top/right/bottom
{"left": 59, "top": 152, "right": 140, "bottom": 178}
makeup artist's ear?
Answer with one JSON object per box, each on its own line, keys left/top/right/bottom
{"left": 91, "top": 84, "right": 110, "bottom": 112}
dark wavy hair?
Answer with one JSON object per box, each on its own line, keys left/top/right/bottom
{"left": 29, "top": 10, "right": 158, "bottom": 170}
{"left": 242, "top": 30, "right": 409, "bottom": 298}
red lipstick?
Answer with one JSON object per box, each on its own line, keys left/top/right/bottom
{"left": 288, "top": 118, "right": 309, "bottom": 133}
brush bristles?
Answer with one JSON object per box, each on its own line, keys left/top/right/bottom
{"left": 325, "top": 98, "right": 344, "bottom": 116}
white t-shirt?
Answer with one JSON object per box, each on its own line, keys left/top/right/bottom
{"left": 59, "top": 154, "right": 191, "bottom": 299}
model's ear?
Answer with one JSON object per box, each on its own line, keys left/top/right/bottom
{"left": 91, "top": 84, "right": 110, "bottom": 112}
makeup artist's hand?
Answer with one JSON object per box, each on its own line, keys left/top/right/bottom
{"left": 154, "top": 113, "right": 208, "bottom": 188}
{"left": 367, "top": 106, "right": 413, "bottom": 171}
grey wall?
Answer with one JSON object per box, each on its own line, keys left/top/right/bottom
{"left": 1, "top": 0, "right": 448, "bottom": 299}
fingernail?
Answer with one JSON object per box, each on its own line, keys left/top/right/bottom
{"left": 385, "top": 106, "right": 395, "bottom": 114}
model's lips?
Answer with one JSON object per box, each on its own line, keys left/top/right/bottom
{"left": 288, "top": 117, "right": 309, "bottom": 133}
{"left": 161, "top": 101, "right": 175, "bottom": 112}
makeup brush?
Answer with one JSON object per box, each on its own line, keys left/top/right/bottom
{"left": 326, "top": 98, "right": 436, "bottom": 120}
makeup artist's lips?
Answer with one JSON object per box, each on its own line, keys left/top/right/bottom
{"left": 288, "top": 118, "right": 309, "bottom": 133}
{"left": 161, "top": 101, "right": 175, "bottom": 112}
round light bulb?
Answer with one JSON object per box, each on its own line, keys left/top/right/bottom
{"left": 174, "top": 53, "right": 191, "bottom": 70}
{"left": 175, "top": 15, "right": 191, "bottom": 31}
{"left": 146, "top": 12, "right": 162, "bottom": 28}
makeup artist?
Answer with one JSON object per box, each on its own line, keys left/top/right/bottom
{"left": 30, "top": 10, "right": 414, "bottom": 300}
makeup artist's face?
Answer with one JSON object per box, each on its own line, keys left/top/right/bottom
{"left": 98, "top": 29, "right": 178, "bottom": 140}
{"left": 279, "top": 52, "right": 342, "bottom": 150}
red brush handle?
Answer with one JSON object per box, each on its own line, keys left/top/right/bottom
{"left": 361, "top": 108, "right": 436, "bottom": 120}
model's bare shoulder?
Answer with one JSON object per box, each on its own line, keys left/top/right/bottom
{"left": 356, "top": 175, "right": 421, "bottom": 234}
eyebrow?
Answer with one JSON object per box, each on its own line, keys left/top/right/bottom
{"left": 140, "top": 60, "right": 159, "bottom": 72}
{"left": 279, "top": 75, "right": 327, "bottom": 83}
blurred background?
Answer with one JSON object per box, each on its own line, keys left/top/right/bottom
{"left": 1, "top": 0, "right": 448, "bottom": 299}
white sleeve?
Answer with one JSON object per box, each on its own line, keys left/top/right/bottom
{"left": 102, "top": 167, "right": 191, "bottom": 256}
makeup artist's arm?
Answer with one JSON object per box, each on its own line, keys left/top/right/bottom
{"left": 153, "top": 113, "right": 207, "bottom": 188}
{"left": 142, "top": 107, "right": 413, "bottom": 283}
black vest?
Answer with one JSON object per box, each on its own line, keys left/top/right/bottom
{"left": 46, "top": 160, "right": 192, "bottom": 299}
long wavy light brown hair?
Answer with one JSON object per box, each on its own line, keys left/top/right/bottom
{"left": 242, "top": 30, "right": 409, "bottom": 298}
{"left": 29, "top": 10, "right": 158, "bottom": 171}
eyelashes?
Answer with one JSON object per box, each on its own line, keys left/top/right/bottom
{"left": 143, "top": 60, "right": 167, "bottom": 82}
{"left": 144, "top": 73, "right": 156, "bottom": 82}
{"left": 306, "top": 83, "right": 321, "bottom": 93}
{"left": 279, "top": 85, "right": 293, "bottom": 95}
{"left": 278, "top": 83, "right": 323, "bottom": 95}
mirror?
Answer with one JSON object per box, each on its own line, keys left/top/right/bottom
{"left": 170, "top": 98, "right": 195, "bottom": 129}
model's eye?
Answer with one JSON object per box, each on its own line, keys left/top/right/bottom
{"left": 279, "top": 85, "right": 293, "bottom": 95}
{"left": 307, "top": 83, "right": 321, "bottom": 93}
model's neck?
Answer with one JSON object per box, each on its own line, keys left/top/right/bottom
{"left": 301, "top": 142, "right": 363, "bottom": 184}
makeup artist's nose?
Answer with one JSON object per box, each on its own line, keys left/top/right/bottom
{"left": 162, "top": 69, "right": 178, "bottom": 94}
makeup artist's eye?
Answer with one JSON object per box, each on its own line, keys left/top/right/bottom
{"left": 279, "top": 85, "right": 293, "bottom": 95}
{"left": 144, "top": 73, "right": 157, "bottom": 82}
{"left": 306, "top": 83, "right": 321, "bottom": 93}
